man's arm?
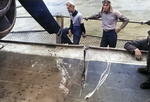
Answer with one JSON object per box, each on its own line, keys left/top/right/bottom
{"left": 85, "top": 12, "right": 101, "bottom": 20}
{"left": 124, "top": 39, "right": 148, "bottom": 60}
{"left": 80, "top": 23, "right": 86, "bottom": 34}
{"left": 124, "top": 39, "right": 148, "bottom": 52}
{"left": 69, "top": 20, "right": 73, "bottom": 32}
{"left": 115, "top": 10, "right": 129, "bottom": 29}
{"left": 119, "top": 15, "right": 129, "bottom": 29}
{"left": 115, "top": 10, "right": 129, "bottom": 33}
{"left": 124, "top": 41, "right": 139, "bottom": 53}
{"left": 68, "top": 20, "right": 73, "bottom": 37}
{"left": 78, "top": 14, "right": 86, "bottom": 35}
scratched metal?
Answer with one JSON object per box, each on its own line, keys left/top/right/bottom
{"left": 69, "top": 61, "right": 150, "bottom": 102}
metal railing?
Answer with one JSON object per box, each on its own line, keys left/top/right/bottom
{"left": 0, "top": 29, "right": 130, "bottom": 49}
{"left": 0, "top": 15, "right": 132, "bottom": 49}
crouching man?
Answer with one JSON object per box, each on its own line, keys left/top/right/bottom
{"left": 60, "top": 2, "right": 86, "bottom": 45}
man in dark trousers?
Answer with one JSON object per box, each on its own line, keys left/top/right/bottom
{"left": 61, "top": 2, "right": 86, "bottom": 45}
{"left": 85, "top": 0, "right": 129, "bottom": 48}
{"left": 124, "top": 30, "right": 150, "bottom": 89}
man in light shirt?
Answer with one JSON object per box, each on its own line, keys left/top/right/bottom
{"left": 85, "top": 0, "right": 129, "bottom": 48}
{"left": 61, "top": 2, "right": 86, "bottom": 44}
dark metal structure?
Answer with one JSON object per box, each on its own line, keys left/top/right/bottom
{"left": 0, "top": 0, "right": 16, "bottom": 39}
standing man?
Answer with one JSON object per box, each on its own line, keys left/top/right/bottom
{"left": 124, "top": 30, "right": 150, "bottom": 89}
{"left": 61, "top": 2, "right": 86, "bottom": 45}
{"left": 85, "top": 0, "right": 129, "bottom": 48}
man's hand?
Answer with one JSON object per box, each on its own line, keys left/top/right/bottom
{"left": 82, "top": 33, "right": 86, "bottom": 38}
{"left": 115, "top": 28, "right": 121, "bottom": 34}
{"left": 69, "top": 29, "right": 72, "bottom": 37}
{"left": 134, "top": 48, "right": 142, "bottom": 60}
{"left": 85, "top": 17, "right": 88, "bottom": 21}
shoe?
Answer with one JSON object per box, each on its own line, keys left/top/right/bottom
{"left": 138, "top": 68, "right": 148, "bottom": 75}
{"left": 140, "top": 78, "right": 150, "bottom": 89}
{"left": 57, "top": 28, "right": 63, "bottom": 36}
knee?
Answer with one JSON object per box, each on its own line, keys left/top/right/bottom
{"left": 62, "top": 28, "right": 69, "bottom": 35}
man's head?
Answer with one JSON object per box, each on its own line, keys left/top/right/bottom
{"left": 66, "top": 2, "right": 75, "bottom": 13}
{"left": 102, "top": 0, "right": 112, "bottom": 13}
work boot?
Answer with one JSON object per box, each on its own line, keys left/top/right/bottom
{"left": 138, "top": 68, "right": 148, "bottom": 75}
{"left": 140, "top": 78, "right": 150, "bottom": 89}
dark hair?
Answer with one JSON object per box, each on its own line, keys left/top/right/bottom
{"left": 102, "top": 0, "right": 111, "bottom": 4}
{"left": 101, "top": 0, "right": 112, "bottom": 13}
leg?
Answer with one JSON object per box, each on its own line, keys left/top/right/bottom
{"left": 147, "top": 49, "right": 150, "bottom": 73}
{"left": 107, "top": 30, "right": 117, "bottom": 48}
{"left": 100, "top": 31, "right": 108, "bottom": 47}
{"left": 138, "top": 48, "right": 150, "bottom": 75}
{"left": 61, "top": 28, "right": 73, "bottom": 44}
{"left": 138, "top": 67, "right": 148, "bottom": 75}
{"left": 140, "top": 77, "right": 150, "bottom": 89}
{"left": 140, "top": 48, "right": 150, "bottom": 89}
{"left": 73, "top": 26, "right": 82, "bottom": 45}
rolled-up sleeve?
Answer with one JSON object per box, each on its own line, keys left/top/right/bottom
{"left": 88, "top": 12, "right": 101, "bottom": 19}
{"left": 124, "top": 39, "right": 148, "bottom": 53}
{"left": 78, "top": 14, "right": 84, "bottom": 24}
{"left": 115, "top": 10, "right": 129, "bottom": 29}
{"left": 124, "top": 41, "right": 139, "bottom": 53}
